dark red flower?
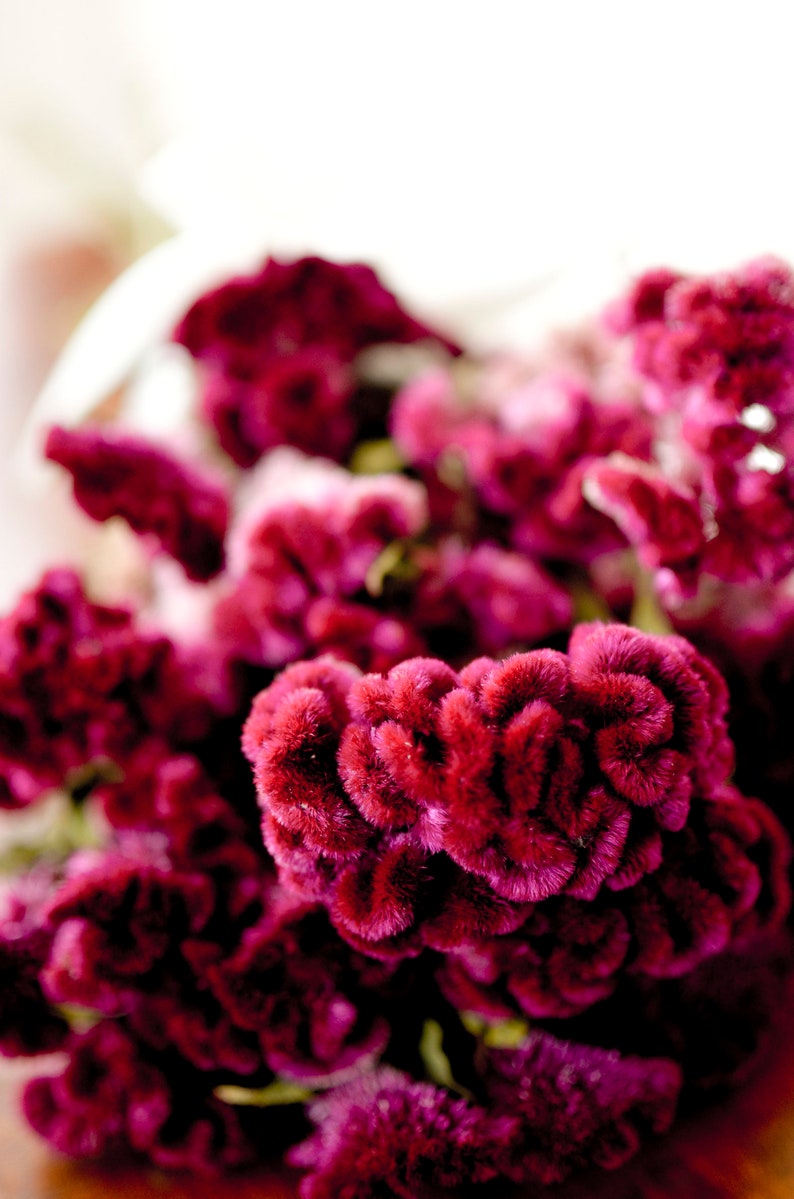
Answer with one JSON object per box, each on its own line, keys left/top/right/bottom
{"left": 45, "top": 425, "right": 230, "bottom": 582}
{"left": 174, "top": 255, "right": 459, "bottom": 465}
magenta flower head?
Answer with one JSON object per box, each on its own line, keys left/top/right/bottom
{"left": 23, "top": 1022, "right": 255, "bottom": 1172}
{"left": 482, "top": 1030, "right": 682, "bottom": 1185}
{"left": 242, "top": 622, "right": 760, "bottom": 963}
{"left": 289, "top": 1067, "right": 515, "bottom": 1199}
{"left": 173, "top": 255, "right": 459, "bottom": 465}
{"left": 216, "top": 456, "right": 427, "bottom": 671}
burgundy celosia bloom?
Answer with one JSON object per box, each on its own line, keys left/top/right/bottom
{"left": 208, "top": 900, "right": 391, "bottom": 1080}
{"left": 244, "top": 623, "right": 743, "bottom": 956}
{"left": 413, "top": 538, "right": 573, "bottom": 658}
{"left": 40, "top": 850, "right": 214, "bottom": 1014}
{"left": 439, "top": 786, "right": 791, "bottom": 1020}
{"left": 174, "top": 255, "right": 459, "bottom": 465}
{"left": 391, "top": 367, "right": 653, "bottom": 565}
{"left": 583, "top": 454, "right": 706, "bottom": 597}
{"left": 0, "top": 570, "right": 228, "bottom": 812}
{"left": 609, "top": 258, "right": 794, "bottom": 421}
{"left": 45, "top": 424, "right": 230, "bottom": 582}
{"left": 289, "top": 1068, "right": 515, "bottom": 1199}
{"left": 0, "top": 870, "right": 68, "bottom": 1056}
{"left": 482, "top": 1031, "right": 682, "bottom": 1185}
{"left": 23, "top": 1022, "right": 255, "bottom": 1172}
{"left": 216, "top": 463, "right": 427, "bottom": 671}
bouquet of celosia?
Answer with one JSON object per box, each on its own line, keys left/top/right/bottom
{"left": 2, "top": 254, "right": 793, "bottom": 1196}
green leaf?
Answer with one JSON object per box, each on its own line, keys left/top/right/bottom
{"left": 350, "top": 438, "right": 405, "bottom": 476}
{"left": 214, "top": 1080, "right": 313, "bottom": 1108}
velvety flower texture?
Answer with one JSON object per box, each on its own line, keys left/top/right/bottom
{"left": 243, "top": 623, "right": 752, "bottom": 960}
{"left": 174, "top": 255, "right": 459, "bottom": 465}
{"left": 482, "top": 1030, "right": 682, "bottom": 1185}
{"left": 23, "top": 1022, "right": 255, "bottom": 1172}
{"left": 391, "top": 367, "right": 653, "bottom": 564}
{"left": 45, "top": 425, "right": 230, "bottom": 581}
{"left": 289, "top": 1068, "right": 514, "bottom": 1199}
{"left": 207, "top": 900, "right": 393, "bottom": 1081}
{"left": 602, "top": 259, "right": 794, "bottom": 589}
{"left": 438, "top": 785, "right": 791, "bottom": 1020}
{"left": 0, "top": 570, "right": 227, "bottom": 812}
{"left": 215, "top": 457, "right": 427, "bottom": 671}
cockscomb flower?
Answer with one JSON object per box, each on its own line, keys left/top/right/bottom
{"left": 207, "top": 900, "right": 392, "bottom": 1081}
{"left": 215, "top": 455, "right": 427, "bottom": 670}
{"left": 174, "top": 255, "right": 459, "bottom": 465}
{"left": 243, "top": 623, "right": 743, "bottom": 956}
{"left": 0, "top": 869, "right": 68, "bottom": 1056}
{"left": 289, "top": 1067, "right": 515, "bottom": 1199}
{"left": 412, "top": 538, "right": 573, "bottom": 659}
{"left": 23, "top": 1022, "right": 256, "bottom": 1172}
{"left": 44, "top": 424, "right": 230, "bottom": 581}
{"left": 0, "top": 570, "right": 230, "bottom": 811}
{"left": 391, "top": 367, "right": 653, "bottom": 564}
{"left": 481, "top": 1030, "right": 682, "bottom": 1185}
{"left": 608, "top": 257, "right": 794, "bottom": 423}
{"left": 40, "top": 849, "right": 215, "bottom": 1014}
{"left": 438, "top": 785, "right": 791, "bottom": 1020}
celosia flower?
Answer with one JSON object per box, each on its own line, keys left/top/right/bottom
{"left": 438, "top": 786, "right": 791, "bottom": 1020}
{"left": 208, "top": 901, "right": 392, "bottom": 1080}
{"left": 0, "top": 869, "right": 68, "bottom": 1056}
{"left": 216, "top": 456, "right": 427, "bottom": 670}
{"left": 23, "top": 1022, "right": 255, "bottom": 1172}
{"left": 40, "top": 849, "right": 214, "bottom": 1014}
{"left": 244, "top": 623, "right": 745, "bottom": 956}
{"left": 289, "top": 1068, "right": 514, "bottom": 1198}
{"left": 174, "top": 255, "right": 459, "bottom": 465}
{"left": 0, "top": 570, "right": 230, "bottom": 812}
{"left": 482, "top": 1030, "right": 682, "bottom": 1185}
{"left": 45, "top": 424, "right": 230, "bottom": 582}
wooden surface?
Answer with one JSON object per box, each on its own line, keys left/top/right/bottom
{"left": 2, "top": 238, "right": 794, "bottom": 1199}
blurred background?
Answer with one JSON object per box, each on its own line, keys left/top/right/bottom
{"left": 2, "top": 0, "right": 794, "bottom": 601}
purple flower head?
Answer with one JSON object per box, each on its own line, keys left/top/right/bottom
{"left": 413, "top": 538, "right": 573, "bottom": 659}
{"left": 611, "top": 258, "right": 794, "bottom": 421}
{"left": 289, "top": 1068, "right": 515, "bottom": 1198}
{"left": 45, "top": 424, "right": 230, "bottom": 582}
{"left": 244, "top": 623, "right": 745, "bottom": 958}
{"left": 482, "top": 1030, "right": 682, "bottom": 1185}
{"left": 440, "top": 786, "right": 790, "bottom": 1021}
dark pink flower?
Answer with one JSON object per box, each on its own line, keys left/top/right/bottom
{"left": 244, "top": 624, "right": 746, "bottom": 956}
{"left": 45, "top": 425, "right": 230, "bottom": 582}
{"left": 41, "top": 850, "right": 214, "bottom": 1013}
{"left": 0, "top": 870, "right": 68, "bottom": 1056}
{"left": 174, "top": 255, "right": 459, "bottom": 465}
{"left": 216, "top": 463, "right": 426, "bottom": 671}
{"left": 413, "top": 539, "right": 573, "bottom": 659}
{"left": 0, "top": 570, "right": 228, "bottom": 811}
{"left": 289, "top": 1068, "right": 514, "bottom": 1198}
{"left": 23, "top": 1022, "right": 255, "bottom": 1172}
{"left": 483, "top": 1031, "right": 682, "bottom": 1185}
{"left": 208, "top": 900, "right": 391, "bottom": 1080}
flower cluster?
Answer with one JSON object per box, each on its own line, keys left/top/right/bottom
{"left": 1, "top": 253, "right": 792, "bottom": 1198}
